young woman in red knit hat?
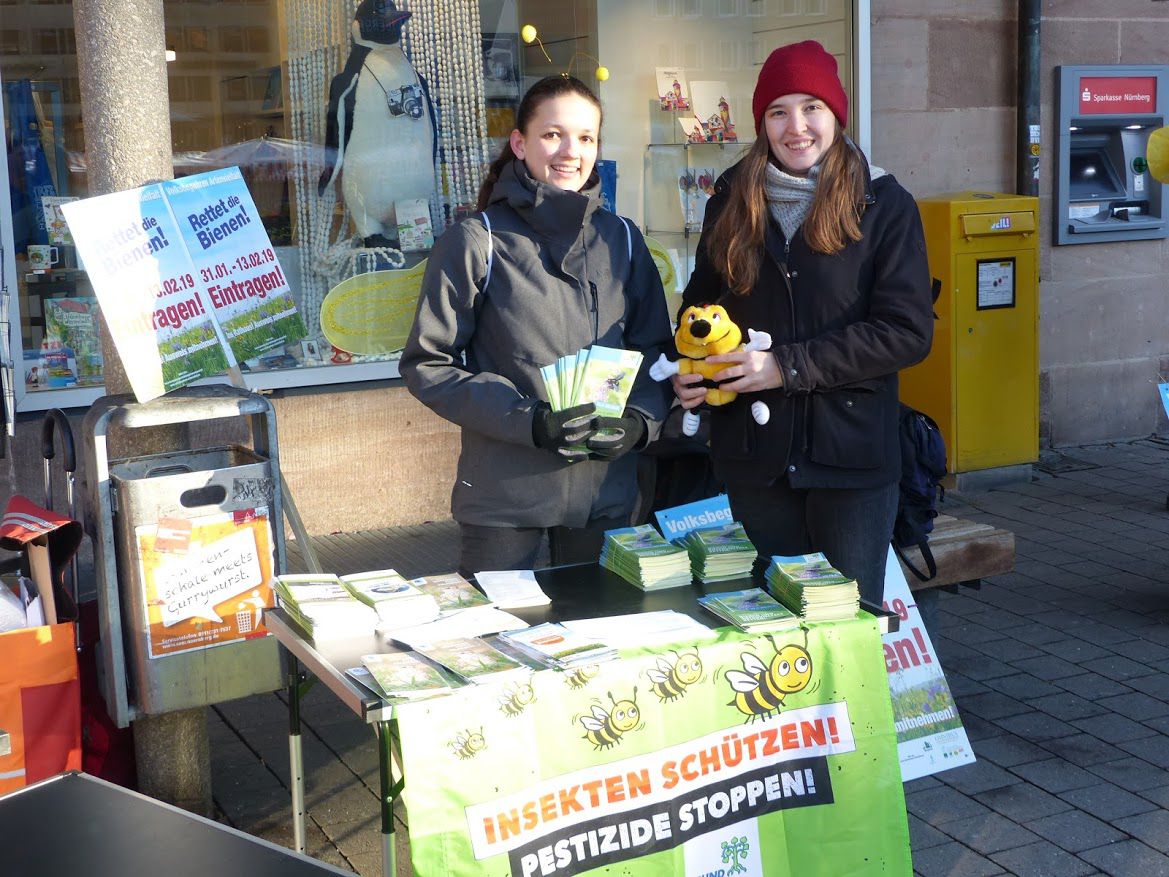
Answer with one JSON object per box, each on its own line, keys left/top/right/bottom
{"left": 667, "top": 40, "right": 935, "bottom": 605}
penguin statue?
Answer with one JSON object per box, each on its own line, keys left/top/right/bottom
{"left": 318, "top": 0, "right": 436, "bottom": 246}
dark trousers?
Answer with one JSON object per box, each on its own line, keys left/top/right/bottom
{"left": 728, "top": 479, "right": 899, "bottom": 606}
{"left": 458, "top": 517, "right": 627, "bottom": 578}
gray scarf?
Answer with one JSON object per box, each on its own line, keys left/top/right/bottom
{"left": 764, "top": 158, "right": 888, "bottom": 240}
{"left": 764, "top": 163, "right": 818, "bottom": 240}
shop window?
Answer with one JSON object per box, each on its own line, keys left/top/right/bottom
{"left": 244, "top": 27, "right": 270, "bottom": 54}
{"left": 31, "top": 27, "right": 74, "bottom": 55}
{"left": 2, "top": 0, "right": 855, "bottom": 407}
{"left": 219, "top": 26, "right": 246, "bottom": 54}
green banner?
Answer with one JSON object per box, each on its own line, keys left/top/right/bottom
{"left": 396, "top": 616, "right": 910, "bottom": 877}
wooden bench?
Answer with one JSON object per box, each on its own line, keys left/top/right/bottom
{"left": 897, "top": 514, "right": 1015, "bottom": 591}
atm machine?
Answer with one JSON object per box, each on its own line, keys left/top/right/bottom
{"left": 1055, "top": 64, "right": 1169, "bottom": 245}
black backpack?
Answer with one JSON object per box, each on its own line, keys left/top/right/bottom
{"left": 892, "top": 403, "right": 947, "bottom": 581}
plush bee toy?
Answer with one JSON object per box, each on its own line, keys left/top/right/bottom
{"left": 648, "top": 304, "right": 772, "bottom": 437}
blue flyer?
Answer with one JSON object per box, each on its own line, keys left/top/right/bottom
{"left": 654, "top": 494, "right": 733, "bottom": 542}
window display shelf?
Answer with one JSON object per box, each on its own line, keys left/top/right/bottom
{"left": 24, "top": 269, "right": 89, "bottom": 284}
{"left": 642, "top": 142, "right": 743, "bottom": 293}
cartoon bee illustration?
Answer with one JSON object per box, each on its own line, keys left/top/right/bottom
{"left": 498, "top": 680, "right": 537, "bottom": 717}
{"left": 726, "top": 642, "right": 813, "bottom": 722}
{"left": 565, "top": 664, "right": 599, "bottom": 690}
{"left": 647, "top": 649, "right": 703, "bottom": 702}
{"left": 449, "top": 727, "right": 487, "bottom": 760}
{"left": 580, "top": 688, "right": 642, "bottom": 750}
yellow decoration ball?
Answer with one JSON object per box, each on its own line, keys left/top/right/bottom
{"left": 520, "top": 24, "right": 537, "bottom": 44}
{"left": 595, "top": 66, "right": 610, "bottom": 82}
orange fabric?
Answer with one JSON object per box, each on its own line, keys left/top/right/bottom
{"left": 0, "top": 623, "right": 80, "bottom": 795}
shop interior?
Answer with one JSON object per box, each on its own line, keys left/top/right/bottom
{"left": 2, "top": 0, "right": 851, "bottom": 401}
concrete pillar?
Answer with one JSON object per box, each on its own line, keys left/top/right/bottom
{"left": 72, "top": 0, "right": 211, "bottom": 817}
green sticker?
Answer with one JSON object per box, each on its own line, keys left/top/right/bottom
{"left": 1133, "top": 156, "right": 1149, "bottom": 174}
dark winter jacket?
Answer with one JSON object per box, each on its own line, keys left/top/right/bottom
{"left": 681, "top": 161, "right": 933, "bottom": 491}
{"left": 400, "top": 159, "right": 673, "bottom": 527}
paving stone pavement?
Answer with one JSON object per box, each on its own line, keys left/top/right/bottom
{"left": 205, "top": 438, "right": 1169, "bottom": 876}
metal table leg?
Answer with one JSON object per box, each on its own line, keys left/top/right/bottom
{"left": 376, "top": 721, "right": 399, "bottom": 877}
{"left": 287, "top": 652, "right": 306, "bottom": 854}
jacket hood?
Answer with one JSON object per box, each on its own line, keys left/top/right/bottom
{"left": 488, "top": 159, "right": 603, "bottom": 252}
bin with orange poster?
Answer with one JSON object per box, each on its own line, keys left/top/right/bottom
{"left": 82, "top": 385, "right": 284, "bottom": 727}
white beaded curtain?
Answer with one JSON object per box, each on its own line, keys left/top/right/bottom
{"left": 287, "top": 0, "right": 352, "bottom": 338}
{"left": 286, "top": 0, "right": 491, "bottom": 339}
{"left": 399, "top": 0, "right": 492, "bottom": 228}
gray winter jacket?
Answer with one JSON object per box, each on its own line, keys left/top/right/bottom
{"left": 400, "top": 160, "right": 673, "bottom": 528}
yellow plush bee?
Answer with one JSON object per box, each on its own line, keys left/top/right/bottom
{"left": 649, "top": 304, "right": 772, "bottom": 436}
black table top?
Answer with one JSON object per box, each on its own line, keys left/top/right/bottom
{"left": 0, "top": 772, "right": 351, "bottom": 876}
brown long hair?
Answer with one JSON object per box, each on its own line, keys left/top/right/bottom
{"left": 703, "top": 125, "right": 867, "bottom": 295}
{"left": 475, "top": 75, "right": 603, "bottom": 211}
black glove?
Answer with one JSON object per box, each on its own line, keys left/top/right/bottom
{"left": 585, "top": 411, "right": 646, "bottom": 460}
{"left": 532, "top": 401, "right": 597, "bottom": 462}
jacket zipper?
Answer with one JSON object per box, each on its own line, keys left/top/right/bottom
{"left": 588, "top": 281, "right": 600, "bottom": 342}
{"left": 769, "top": 237, "right": 801, "bottom": 475}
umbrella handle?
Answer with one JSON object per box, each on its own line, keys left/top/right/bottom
{"left": 41, "top": 408, "right": 75, "bottom": 510}
{"left": 41, "top": 409, "right": 81, "bottom": 647}
{"left": 41, "top": 408, "right": 76, "bottom": 472}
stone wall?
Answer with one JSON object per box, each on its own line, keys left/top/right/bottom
{"left": 873, "top": 0, "right": 1169, "bottom": 446}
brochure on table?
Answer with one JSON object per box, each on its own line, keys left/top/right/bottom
{"left": 61, "top": 167, "right": 306, "bottom": 402}
{"left": 882, "top": 547, "right": 975, "bottom": 781}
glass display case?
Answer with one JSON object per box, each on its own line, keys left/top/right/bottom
{"left": 643, "top": 117, "right": 745, "bottom": 300}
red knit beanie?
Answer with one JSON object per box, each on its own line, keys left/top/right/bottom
{"left": 752, "top": 40, "right": 848, "bottom": 131}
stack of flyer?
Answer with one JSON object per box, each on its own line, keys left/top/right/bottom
{"left": 697, "top": 588, "right": 800, "bottom": 633}
{"left": 339, "top": 569, "right": 441, "bottom": 628}
{"left": 679, "top": 522, "right": 756, "bottom": 583}
{"left": 498, "top": 622, "right": 617, "bottom": 669}
{"left": 408, "top": 572, "right": 492, "bottom": 614}
{"left": 273, "top": 573, "right": 377, "bottom": 639}
{"left": 539, "top": 345, "right": 643, "bottom": 433}
{"left": 765, "top": 553, "right": 860, "bottom": 621}
{"left": 600, "top": 524, "right": 692, "bottom": 590}
{"left": 351, "top": 652, "right": 456, "bottom": 700}
{"left": 412, "top": 637, "right": 533, "bottom": 685}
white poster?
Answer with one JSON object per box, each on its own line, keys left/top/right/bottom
{"left": 882, "top": 548, "right": 976, "bottom": 782}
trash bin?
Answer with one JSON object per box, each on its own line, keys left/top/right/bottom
{"left": 901, "top": 191, "right": 1040, "bottom": 475}
{"left": 82, "top": 386, "right": 285, "bottom": 728}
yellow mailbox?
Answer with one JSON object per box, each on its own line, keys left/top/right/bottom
{"left": 901, "top": 192, "right": 1039, "bottom": 474}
